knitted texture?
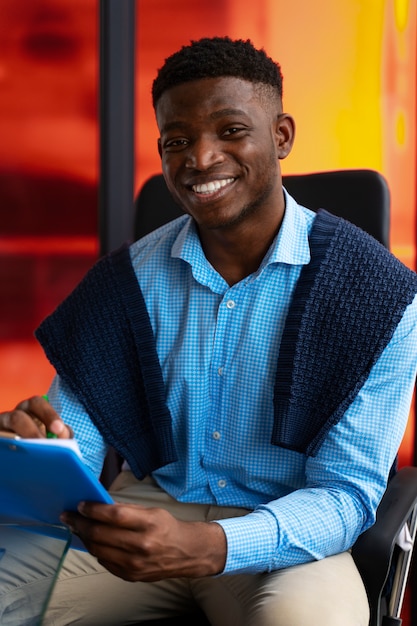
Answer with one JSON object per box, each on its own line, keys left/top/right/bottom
{"left": 273, "top": 210, "right": 417, "bottom": 456}
{"left": 35, "top": 244, "right": 177, "bottom": 479}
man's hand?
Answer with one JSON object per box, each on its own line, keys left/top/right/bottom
{"left": 0, "top": 395, "right": 73, "bottom": 439}
{"left": 61, "top": 502, "right": 227, "bottom": 582}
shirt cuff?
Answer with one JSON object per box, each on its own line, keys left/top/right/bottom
{"left": 215, "top": 507, "right": 279, "bottom": 575}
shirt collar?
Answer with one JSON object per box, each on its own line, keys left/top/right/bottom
{"left": 171, "top": 189, "right": 312, "bottom": 287}
{"left": 269, "top": 188, "right": 312, "bottom": 266}
{"left": 171, "top": 217, "right": 225, "bottom": 291}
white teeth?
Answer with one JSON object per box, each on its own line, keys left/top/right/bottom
{"left": 192, "top": 178, "right": 234, "bottom": 194}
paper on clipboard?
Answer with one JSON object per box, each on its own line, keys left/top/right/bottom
{"left": 0, "top": 436, "right": 114, "bottom": 550}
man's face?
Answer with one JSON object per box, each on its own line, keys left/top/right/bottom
{"left": 156, "top": 76, "right": 292, "bottom": 234}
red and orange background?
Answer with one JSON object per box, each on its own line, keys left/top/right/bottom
{"left": 0, "top": 1, "right": 415, "bottom": 454}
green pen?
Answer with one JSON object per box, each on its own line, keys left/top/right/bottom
{"left": 42, "top": 394, "right": 58, "bottom": 439}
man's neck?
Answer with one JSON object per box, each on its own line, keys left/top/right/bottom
{"left": 198, "top": 217, "right": 283, "bottom": 286}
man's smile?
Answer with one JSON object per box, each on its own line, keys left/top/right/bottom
{"left": 191, "top": 177, "right": 235, "bottom": 195}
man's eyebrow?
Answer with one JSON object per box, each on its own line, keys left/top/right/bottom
{"left": 160, "top": 108, "right": 248, "bottom": 134}
{"left": 210, "top": 108, "right": 248, "bottom": 120}
{"left": 160, "top": 121, "right": 188, "bottom": 134}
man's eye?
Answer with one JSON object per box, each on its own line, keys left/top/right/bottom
{"left": 223, "top": 127, "right": 243, "bottom": 137}
{"left": 165, "top": 138, "right": 188, "bottom": 149}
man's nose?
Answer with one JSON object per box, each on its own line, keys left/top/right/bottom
{"left": 185, "top": 137, "right": 225, "bottom": 170}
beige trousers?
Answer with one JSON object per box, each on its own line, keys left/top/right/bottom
{"left": 4, "top": 472, "right": 370, "bottom": 625}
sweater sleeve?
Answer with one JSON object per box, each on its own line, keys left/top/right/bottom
{"left": 36, "top": 245, "right": 177, "bottom": 479}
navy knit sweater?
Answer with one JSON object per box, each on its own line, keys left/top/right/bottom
{"left": 36, "top": 210, "right": 417, "bottom": 479}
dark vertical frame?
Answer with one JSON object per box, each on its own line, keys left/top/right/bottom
{"left": 99, "top": 0, "right": 136, "bottom": 256}
{"left": 98, "top": 0, "right": 136, "bottom": 486}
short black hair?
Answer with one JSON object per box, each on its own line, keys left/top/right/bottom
{"left": 152, "top": 36, "right": 283, "bottom": 108}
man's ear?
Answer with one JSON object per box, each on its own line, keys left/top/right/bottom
{"left": 274, "top": 113, "right": 296, "bottom": 160}
{"left": 157, "top": 138, "right": 162, "bottom": 158}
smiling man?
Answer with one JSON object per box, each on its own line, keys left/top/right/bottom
{"left": 1, "top": 37, "right": 417, "bottom": 626}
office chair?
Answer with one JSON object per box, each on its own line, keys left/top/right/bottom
{"left": 131, "top": 170, "right": 417, "bottom": 626}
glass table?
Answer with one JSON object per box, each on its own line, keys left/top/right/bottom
{"left": 0, "top": 521, "right": 72, "bottom": 625}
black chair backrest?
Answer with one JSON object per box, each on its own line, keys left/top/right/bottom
{"left": 135, "top": 170, "right": 390, "bottom": 249}
{"left": 134, "top": 175, "right": 183, "bottom": 239}
{"left": 282, "top": 170, "right": 390, "bottom": 248}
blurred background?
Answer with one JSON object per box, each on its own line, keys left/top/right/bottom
{"left": 0, "top": 0, "right": 415, "bottom": 621}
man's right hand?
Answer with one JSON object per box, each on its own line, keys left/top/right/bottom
{"left": 0, "top": 395, "right": 72, "bottom": 439}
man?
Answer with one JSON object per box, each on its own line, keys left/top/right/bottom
{"left": 1, "top": 37, "right": 417, "bottom": 626}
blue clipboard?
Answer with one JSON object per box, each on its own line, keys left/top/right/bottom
{"left": 0, "top": 436, "right": 114, "bottom": 549}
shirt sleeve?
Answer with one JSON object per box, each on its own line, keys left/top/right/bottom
{"left": 47, "top": 375, "right": 108, "bottom": 478}
{"left": 217, "top": 293, "right": 417, "bottom": 574}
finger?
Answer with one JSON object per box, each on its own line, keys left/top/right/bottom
{"left": 0, "top": 408, "right": 46, "bottom": 438}
{"left": 60, "top": 511, "right": 138, "bottom": 554}
{"left": 0, "top": 414, "right": 73, "bottom": 439}
{"left": 76, "top": 501, "right": 150, "bottom": 528}
{"left": 15, "top": 395, "right": 68, "bottom": 438}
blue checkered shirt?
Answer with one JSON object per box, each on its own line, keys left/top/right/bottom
{"left": 48, "top": 191, "right": 417, "bottom": 574}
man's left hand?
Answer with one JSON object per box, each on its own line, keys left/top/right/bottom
{"left": 61, "top": 502, "right": 227, "bottom": 582}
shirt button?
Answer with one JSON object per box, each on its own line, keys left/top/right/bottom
{"left": 217, "top": 367, "right": 224, "bottom": 376}
{"left": 213, "top": 431, "right": 221, "bottom": 440}
{"left": 226, "top": 299, "right": 236, "bottom": 309}
{"left": 218, "top": 479, "right": 227, "bottom": 488}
